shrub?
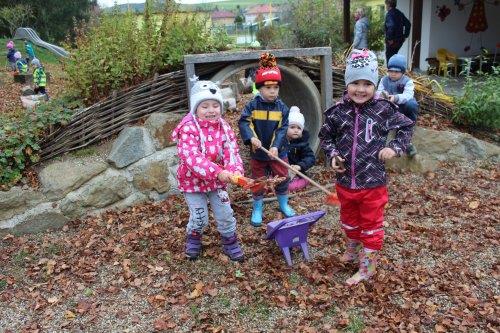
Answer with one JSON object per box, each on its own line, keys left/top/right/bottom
{"left": 0, "top": 98, "right": 77, "bottom": 188}
{"left": 287, "top": 0, "right": 348, "bottom": 53}
{"left": 366, "top": 8, "right": 385, "bottom": 51}
{"left": 452, "top": 69, "right": 500, "bottom": 130}
{"left": 256, "top": 24, "right": 296, "bottom": 49}
{"left": 64, "top": 0, "right": 231, "bottom": 104}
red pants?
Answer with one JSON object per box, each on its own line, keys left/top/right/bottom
{"left": 336, "top": 184, "right": 388, "bottom": 251}
{"left": 250, "top": 158, "right": 290, "bottom": 198}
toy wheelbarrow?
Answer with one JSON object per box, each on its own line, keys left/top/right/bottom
{"left": 266, "top": 210, "right": 326, "bottom": 266}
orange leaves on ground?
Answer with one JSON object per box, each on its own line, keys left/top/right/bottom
{"left": 187, "top": 281, "right": 204, "bottom": 299}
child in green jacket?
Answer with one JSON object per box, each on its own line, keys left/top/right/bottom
{"left": 31, "top": 58, "right": 47, "bottom": 95}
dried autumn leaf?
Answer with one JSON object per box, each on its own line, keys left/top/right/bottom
{"left": 46, "top": 296, "right": 58, "bottom": 304}
{"left": 188, "top": 288, "right": 202, "bottom": 299}
{"left": 76, "top": 300, "right": 92, "bottom": 314}
{"left": 206, "top": 288, "right": 218, "bottom": 297}
{"left": 64, "top": 310, "right": 76, "bottom": 320}
{"left": 435, "top": 324, "right": 446, "bottom": 332}
{"left": 195, "top": 281, "right": 204, "bottom": 291}
{"left": 468, "top": 201, "right": 479, "bottom": 209}
{"left": 46, "top": 260, "right": 56, "bottom": 276}
{"left": 153, "top": 318, "right": 167, "bottom": 331}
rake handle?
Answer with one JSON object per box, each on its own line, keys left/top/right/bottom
{"left": 259, "top": 146, "right": 334, "bottom": 196}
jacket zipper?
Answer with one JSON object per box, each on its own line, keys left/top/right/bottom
{"left": 351, "top": 107, "right": 359, "bottom": 188}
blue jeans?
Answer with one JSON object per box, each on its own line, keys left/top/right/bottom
{"left": 398, "top": 98, "right": 419, "bottom": 122}
{"left": 184, "top": 189, "right": 236, "bottom": 237}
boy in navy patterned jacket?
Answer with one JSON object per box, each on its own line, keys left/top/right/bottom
{"left": 239, "top": 53, "right": 295, "bottom": 227}
{"left": 319, "top": 49, "right": 414, "bottom": 286}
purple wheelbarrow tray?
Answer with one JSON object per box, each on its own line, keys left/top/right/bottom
{"left": 266, "top": 210, "right": 326, "bottom": 266}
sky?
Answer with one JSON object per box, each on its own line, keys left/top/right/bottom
{"left": 97, "top": 0, "right": 230, "bottom": 8}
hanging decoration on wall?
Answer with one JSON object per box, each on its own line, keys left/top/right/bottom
{"left": 453, "top": 0, "right": 499, "bottom": 51}
{"left": 436, "top": 5, "right": 451, "bottom": 21}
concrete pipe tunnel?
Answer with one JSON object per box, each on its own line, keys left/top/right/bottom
{"left": 210, "top": 61, "right": 323, "bottom": 153}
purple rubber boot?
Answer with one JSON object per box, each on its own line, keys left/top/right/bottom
{"left": 185, "top": 230, "right": 202, "bottom": 260}
{"left": 221, "top": 234, "right": 244, "bottom": 262}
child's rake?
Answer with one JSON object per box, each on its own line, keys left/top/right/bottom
{"left": 259, "top": 147, "right": 341, "bottom": 206}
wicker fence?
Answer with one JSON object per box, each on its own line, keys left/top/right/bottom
{"left": 38, "top": 62, "right": 231, "bottom": 162}
{"left": 39, "top": 71, "right": 187, "bottom": 162}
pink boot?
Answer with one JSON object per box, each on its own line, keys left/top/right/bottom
{"left": 340, "top": 238, "right": 362, "bottom": 263}
{"left": 346, "top": 249, "right": 378, "bottom": 286}
{"left": 288, "top": 177, "right": 309, "bottom": 192}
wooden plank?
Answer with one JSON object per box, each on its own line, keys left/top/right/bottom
{"left": 184, "top": 47, "right": 332, "bottom": 64}
{"left": 320, "top": 51, "right": 333, "bottom": 110}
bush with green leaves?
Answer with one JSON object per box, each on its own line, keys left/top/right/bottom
{"left": 64, "top": 0, "right": 231, "bottom": 104}
{"left": 366, "top": 8, "right": 385, "bottom": 51}
{"left": 452, "top": 69, "right": 500, "bottom": 130}
{"left": 256, "top": 24, "right": 296, "bottom": 49}
{"left": 0, "top": 98, "right": 77, "bottom": 188}
{"left": 287, "top": 0, "right": 347, "bottom": 52}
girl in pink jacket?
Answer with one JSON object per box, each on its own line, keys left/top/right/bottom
{"left": 172, "top": 79, "right": 245, "bottom": 262}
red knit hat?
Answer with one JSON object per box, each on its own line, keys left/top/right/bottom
{"left": 255, "top": 52, "right": 281, "bottom": 88}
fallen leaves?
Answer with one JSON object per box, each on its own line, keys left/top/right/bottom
{"left": 187, "top": 281, "right": 204, "bottom": 299}
{"left": 1, "top": 160, "right": 498, "bottom": 332}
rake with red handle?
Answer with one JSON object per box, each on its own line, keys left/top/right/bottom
{"left": 259, "top": 147, "right": 341, "bottom": 206}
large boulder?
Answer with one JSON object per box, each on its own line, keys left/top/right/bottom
{"left": 59, "top": 169, "right": 133, "bottom": 218}
{"left": 387, "top": 127, "right": 500, "bottom": 172}
{"left": 144, "top": 113, "right": 184, "bottom": 149}
{"left": 38, "top": 160, "right": 108, "bottom": 200}
{"left": 0, "top": 202, "right": 69, "bottom": 235}
{"left": 21, "top": 85, "right": 35, "bottom": 96}
{"left": 127, "top": 147, "right": 178, "bottom": 194}
{"left": 107, "top": 126, "right": 156, "bottom": 168}
{"left": 0, "top": 187, "right": 45, "bottom": 220}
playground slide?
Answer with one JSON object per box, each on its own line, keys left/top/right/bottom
{"left": 13, "top": 27, "right": 69, "bottom": 58}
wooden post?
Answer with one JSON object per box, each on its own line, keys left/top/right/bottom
{"left": 320, "top": 51, "right": 333, "bottom": 111}
{"left": 343, "top": 0, "right": 351, "bottom": 44}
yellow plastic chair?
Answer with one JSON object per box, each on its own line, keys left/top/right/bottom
{"left": 436, "top": 48, "right": 458, "bottom": 76}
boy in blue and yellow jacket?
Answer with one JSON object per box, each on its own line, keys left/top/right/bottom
{"left": 238, "top": 53, "right": 295, "bottom": 226}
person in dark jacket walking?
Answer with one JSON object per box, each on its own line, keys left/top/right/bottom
{"left": 384, "top": 0, "right": 411, "bottom": 63}
{"left": 287, "top": 106, "right": 316, "bottom": 192}
{"left": 319, "top": 49, "right": 414, "bottom": 286}
{"left": 239, "top": 52, "right": 295, "bottom": 227}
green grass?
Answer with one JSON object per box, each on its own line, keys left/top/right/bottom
{"left": 1, "top": 37, "right": 63, "bottom": 66}
{"left": 12, "top": 249, "right": 30, "bottom": 266}
{"left": 69, "top": 147, "right": 98, "bottom": 158}
{"left": 344, "top": 311, "right": 365, "bottom": 333}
